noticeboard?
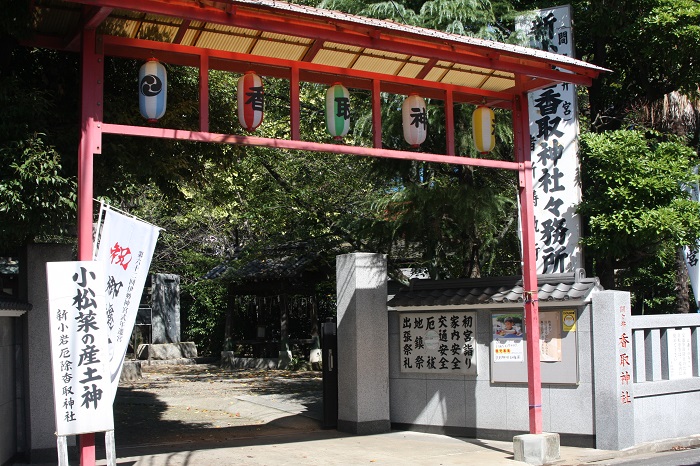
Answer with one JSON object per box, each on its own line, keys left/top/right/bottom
{"left": 399, "top": 311, "right": 477, "bottom": 375}
{"left": 490, "top": 309, "right": 579, "bottom": 384}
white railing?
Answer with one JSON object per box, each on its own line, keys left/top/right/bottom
{"left": 630, "top": 313, "right": 700, "bottom": 397}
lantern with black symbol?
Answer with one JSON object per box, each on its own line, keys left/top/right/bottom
{"left": 237, "top": 71, "right": 264, "bottom": 132}
{"left": 402, "top": 94, "right": 427, "bottom": 147}
{"left": 472, "top": 105, "right": 495, "bottom": 154}
{"left": 139, "top": 58, "right": 167, "bottom": 122}
{"left": 326, "top": 83, "right": 350, "bottom": 140}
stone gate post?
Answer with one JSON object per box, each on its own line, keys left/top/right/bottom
{"left": 591, "top": 291, "right": 635, "bottom": 449}
{"left": 336, "top": 253, "right": 390, "bottom": 434}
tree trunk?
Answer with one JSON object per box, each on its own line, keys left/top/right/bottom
{"left": 224, "top": 291, "right": 234, "bottom": 351}
{"left": 675, "top": 247, "right": 690, "bottom": 313}
{"left": 597, "top": 257, "right": 616, "bottom": 291}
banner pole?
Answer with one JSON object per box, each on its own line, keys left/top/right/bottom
{"left": 57, "top": 435, "right": 69, "bottom": 466}
{"left": 105, "top": 430, "right": 117, "bottom": 466}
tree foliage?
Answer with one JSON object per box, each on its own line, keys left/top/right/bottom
{"left": 579, "top": 130, "right": 699, "bottom": 296}
{"left": 512, "top": 0, "right": 700, "bottom": 132}
{"left": 0, "top": 48, "right": 79, "bottom": 249}
{"left": 4, "top": 0, "right": 700, "bottom": 354}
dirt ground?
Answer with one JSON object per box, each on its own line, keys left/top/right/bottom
{"left": 108, "top": 363, "right": 324, "bottom": 449}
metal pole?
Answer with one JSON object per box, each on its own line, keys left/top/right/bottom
{"left": 513, "top": 93, "right": 543, "bottom": 434}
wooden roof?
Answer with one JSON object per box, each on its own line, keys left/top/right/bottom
{"left": 388, "top": 271, "right": 602, "bottom": 309}
{"left": 26, "top": 0, "right": 606, "bottom": 106}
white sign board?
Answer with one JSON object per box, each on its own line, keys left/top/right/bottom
{"left": 399, "top": 311, "right": 477, "bottom": 374}
{"left": 47, "top": 261, "right": 114, "bottom": 435}
{"left": 516, "top": 5, "right": 582, "bottom": 273}
{"left": 683, "top": 169, "right": 700, "bottom": 307}
{"left": 667, "top": 328, "right": 693, "bottom": 380}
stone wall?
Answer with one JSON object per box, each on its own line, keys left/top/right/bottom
{"left": 25, "top": 244, "right": 74, "bottom": 462}
{"left": 387, "top": 305, "right": 596, "bottom": 446}
{"left": 0, "top": 317, "right": 17, "bottom": 464}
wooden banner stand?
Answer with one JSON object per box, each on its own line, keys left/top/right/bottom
{"left": 56, "top": 431, "right": 116, "bottom": 466}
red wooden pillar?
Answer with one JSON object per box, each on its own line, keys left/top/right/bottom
{"left": 199, "top": 52, "right": 209, "bottom": 132}
{"left": 372, "top": 79, "right": 382, "bottom": 148}
{"left": 290, "top": 65, "right": 300, "bottom": 140}
{"left": 513, "top": 93, "right": 543, "bottom": 434}
{"left": 77, "top": 28, "right": 104, "bottom": 465}
{"left": 445, "top": 90, "right": 455, "bottom": 156}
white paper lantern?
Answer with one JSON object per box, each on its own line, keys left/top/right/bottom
{"left": 402, "top": 94, "right": 427, "bottom": 147}
{"left": 326, "top": 83, "right": 350, "bottom": 139}
{"left": 139, "top": 59, "right": 167, "bottom": 122}
{"left": 237, "top": 71, "right": 264, "bottom": 131}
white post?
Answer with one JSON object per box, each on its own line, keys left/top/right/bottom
{"left": 57, "top": 435, "right": 69, "bottom": 466}
{"left": 105, "top": 430, "right": 117, "bottom": 466}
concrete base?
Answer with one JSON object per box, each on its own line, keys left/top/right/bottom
{"left": 119, "top": 361, "right": 142, "bottom": 382}
{"left": 278, "top": 349, "right": 293, "bottom": 369}
{"left": 513, "top": 433, "right": 560, "bottom": 465}
{"left": 337, "top": 419, "right": 391, "bottom": 435}
{"left": 137, "top": 342, "right": 198, "bottom": 360}
{"left": 221, "top": 352, "right": 279, "bottom": 369}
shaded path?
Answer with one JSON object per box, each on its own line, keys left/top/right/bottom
{"left": 102, "top": 364, "right": 324, "bottom": 453}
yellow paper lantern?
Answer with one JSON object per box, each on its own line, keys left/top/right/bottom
{"left": 472, "top": 106, "right": 495, "bottom": 154}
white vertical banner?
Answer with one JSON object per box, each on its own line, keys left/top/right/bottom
{"left": 47, "top": 261, "right": 114, "bottom": 435}
{"left": 517, "top": 5, "right": 582, "bottom": 273}
{"left": 95, "top": 207, "right": 160, "bottom": 400}
{"left": 683, "top": 168, "right": 700, "bottom": 307}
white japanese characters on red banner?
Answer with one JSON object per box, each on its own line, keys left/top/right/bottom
{"left": 95, "top": 207, "right": 160, "bottom": 400}
{"left": 46, "top": 261, "right": 114, "bottom": 436}
{"left": 399, "top": 311, "right": 477, "bottom": 374}
{"left": 516, "top": 5, "right": 582, "bottom": 273}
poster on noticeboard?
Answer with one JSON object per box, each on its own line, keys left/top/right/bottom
{"left": 492, "top": 313, "right": 525, "bottom": 362}
{"left": 492, "top": 311, "right": 562, "bottom": 363}
{"left": 490, "top": 309, "right": 578, "bottom": 384}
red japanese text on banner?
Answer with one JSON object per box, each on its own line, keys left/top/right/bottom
{"left": 95, "top": 207, "right": 160, "bottom": 401}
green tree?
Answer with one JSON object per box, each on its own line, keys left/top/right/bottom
{"left": 512, "top": 0, "right": 700, "bottom": 312}
{"left": 578, "top": 130, "right": 700, "bottom": 312}
{"left": 0, "top": 52, "right": 78, "bottom": 249}
{"left": 316, "top": 0, "right": 523, "bottom": 279}
{"left": 512, "top": 0, "right": 700, "bottom": 130}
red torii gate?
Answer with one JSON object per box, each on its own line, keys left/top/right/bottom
{"left": 25, "top": 0, "right": 605, "bottom": 463}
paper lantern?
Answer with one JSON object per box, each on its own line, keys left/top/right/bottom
{"left": 472, "top": 105, "right": 495, "bottom": 154}
{"left": 237, "top": 71, "right": 264, "bottom": 131}
{"left": 326, "top": 83, "right": 350, "bottom": 139}
{"left": 402, "top": 94, "right": 427, "bottom": 147}
{"left": 139, "top": 59, "right": 167, "bottom": 122}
